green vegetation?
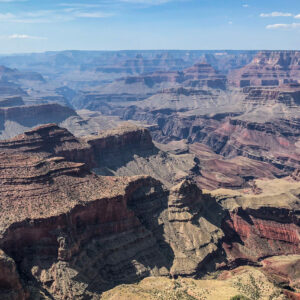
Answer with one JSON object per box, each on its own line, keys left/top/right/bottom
{"left": 233, "top": 274, "right": 262, "bottom": 300}
{"left": 230, "top": 295, "right": 251, "bottom": 300}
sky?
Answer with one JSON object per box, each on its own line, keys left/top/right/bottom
{"left": 0, "top": 0, "right": 300, "bottom": 53}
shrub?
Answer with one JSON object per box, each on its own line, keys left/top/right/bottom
{"left": 230, "top": 295, "right": 251, "bottom": 300}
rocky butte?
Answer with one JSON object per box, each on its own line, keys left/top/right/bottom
{"left": 0, "top": 123, "right": 299, "bottom": 299}
{"left": 0, "top": 50, "right": 299, "bottom": 299}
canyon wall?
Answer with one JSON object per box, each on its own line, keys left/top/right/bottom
{"left": 0, "top": 124, "right": 299, "bottom": 299}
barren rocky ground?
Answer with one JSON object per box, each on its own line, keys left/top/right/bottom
{"left": 0, "top": 50, "right": 299, "bottom": 299}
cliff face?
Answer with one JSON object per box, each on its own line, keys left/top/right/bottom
{"left": 0, "top": 124, "right": 221, "bottom": 298}
{"left": 0, "top": 65, "right": 45, "bottom": 82}
{"left": 73, "top": 62, "right": 227, "bottom": 110}
{"left": 229, "top": 51, "right": 300, "bottom": 87}
{"left": 95, "top": 53, "right": 190, "bottom": 74}
{"left": 211, "top": 179, "right": 300, "bottom": 269}
{"left": 139, "top": 112, "right": 299, "bottom": 181}
{"left": 0, "top": 103, "right": 79, "bottom": 140}
{"left": 0, "top": 124, "right": 299, "bottom": 299}
{"left": 86, "top": 125, "right": 196, "bottom": 187}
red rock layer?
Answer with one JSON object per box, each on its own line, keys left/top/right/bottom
{"left": 222, "top": 208, "right": 300, "bottom": 268}
{"left": 229, "top": 51, "right": 300, "bottom": 87}
{"left": 0, "top": 123, "right": 299, "bottom": 298}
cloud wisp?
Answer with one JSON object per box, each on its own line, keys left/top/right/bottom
{"left": 8, "top": 34, "right": 47, "bottom": 39}
{"left": 266, "top": 23, "right": 300, "bottom": 29}
{"left": 260, "top": 12, "right": 293, "bottom": 18}
{"left": 0, "top": 34, "right": 47, "bottom": 40}
{"left": 261, "top": 11, "right": 300, "bottom": 29}
{"left": 0, "top": 6, "right": 114, "bottom": 23}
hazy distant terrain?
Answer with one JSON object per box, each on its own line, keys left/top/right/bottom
{"left": 0, "top": 50, "right": 299, "bottom": 300}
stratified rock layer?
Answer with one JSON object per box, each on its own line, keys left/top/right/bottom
{"left": 0, "top": 124, "right": 221, "bottom": 299}
{"left": 229, "top": 51, "right": 300, "bottom": 87}
{"left": 0, "top": 124, "right": 299, "bottom": 299}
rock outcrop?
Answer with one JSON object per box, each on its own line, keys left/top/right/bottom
{"left": 0, "top": 124, "right": 221, "bottom": 298}
{"left": 0, "top": 103, "right": 78, "bottom": 140}
{"left": 210, "top": 179, "right": 300, "bottom": 269}
{"left": 229, "top": 51, "right": 300, "bottom": 87}
{"left": 0, "top": 65, "right": 45, "bottom": 82}
{"left": 0, "top": 124, "right": 299, "bottom": 299}
{"left": 72, "top": 62, "right": 227, "bottom": 111}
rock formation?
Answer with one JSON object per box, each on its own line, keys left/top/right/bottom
{"left": 0, "top": 50, "right": 299, "bottom": 299}
{"left": 0, "top": 124, "right": 299, "bottom": 299}
{"left": 0, "top": 104, "right": 78, "bottom": 139}
{"left": 0, "top": 124, "right": 219, "bottom": 298}
{"left": 210, "top": 178, "right": 300, "bottom": 269}
{"left": 229, "top": 51, "right": 300, "bottom": 87}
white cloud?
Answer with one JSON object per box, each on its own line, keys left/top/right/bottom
{"left": 266, "top": 23, "right": 300, "bottom": 29}
{"left": 260, "top": 12, "right": 292, "bottom": 17}
{"left": 295, "top": 14, "right": 300, "bottom": 19}
{"left": 242, "top": 4, "right": 249, "bottom": 8}
{"left": 0, "top": 8, "right": 113, "bottom": 23}
{"left": 8, "top": 34, "right": 47, "bottom": 40}
{"left": 228, "top": 21, "right": 233, "bottom": 25}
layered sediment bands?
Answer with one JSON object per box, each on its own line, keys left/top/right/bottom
{"left": 189, "top": 143, "right": 282, "bottom": 190}
{"left": 209, "top": 118, "right": 300, "bottom": 171}
{"left": 0, "top": 103, "right": 79, "bottom": 140}
{"left": 145, "top": 111, "right": 300, "bottom": 173}
{"left": 0, "top": 124, "right": 221, "bottom": 298}
{"left": 1, "top": 123, "right": 196, "bottom": 187}
{"left": 86, "top": 125, "right": 155, "bottom": 156}
{"left": 229, "top": 51, "right": 300, "bottom": 87}
{"left": 0, "top": 123, "right": 94, "bottom": 168}
{"left": 222, "top": 209, "right": 300, "bottom": 266}
{"left": 183, "top": 62, "right": 227, "bottom": 89}
{"left": 86, "top": 125, "right": 197, "bottom": 187}
{"left": 242, "top": 86, "right": 300, "bottom": 107}
{"left": 165, "top": 180, "right": 225, "bottom": 276}
{"left": 72, "top": 62, "right": 227, "bottom": 111}
{"left": 0, "top": 126, "right": 168, "bottom": 297}
{"left": 95, "top": 53, "right": 190, "bottom": 74}
{"left": 127, "top": 179, "right": 225, "bottom": 277}
{"left": 262, "top": 255, "right": 300, "bottom": 291}
{"left": 211, "top": 179, "right": 300, "bottom": 268}
{"left": 0, "top": 65, "right": 45, "bottom": 82}
{"left": 0, "top": 124, "right": 300, "bottom": 298}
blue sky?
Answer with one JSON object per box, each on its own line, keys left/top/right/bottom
{"left": 0, "top": 0, "right": 300, "bottom": 53}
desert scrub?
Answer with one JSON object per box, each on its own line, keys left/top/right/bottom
{"left": 230, "top": 295, "right": 251, "bottom": 300}
{"left": 233, "top": 274, "right": 261, "bottom": 300}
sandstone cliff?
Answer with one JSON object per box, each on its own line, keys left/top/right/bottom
{"left": 0, "top": 124, "right": 222, "bottom": 298}
{"left": 229, "top": 51, "right": 300, "bottom": 87}
{"left": 0, "top": 124, "right": 299, "bottom": 299}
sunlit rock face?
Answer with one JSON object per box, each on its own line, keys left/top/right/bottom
{"left": 0, "top": 124, "right": 299, "bottom": 299}
{"left": 229, "top": 51, "right": 300, "bottom": 87}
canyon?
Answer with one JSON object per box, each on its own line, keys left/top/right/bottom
{"left": 0, "top": 50, "right": 299, "bottom": 299}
